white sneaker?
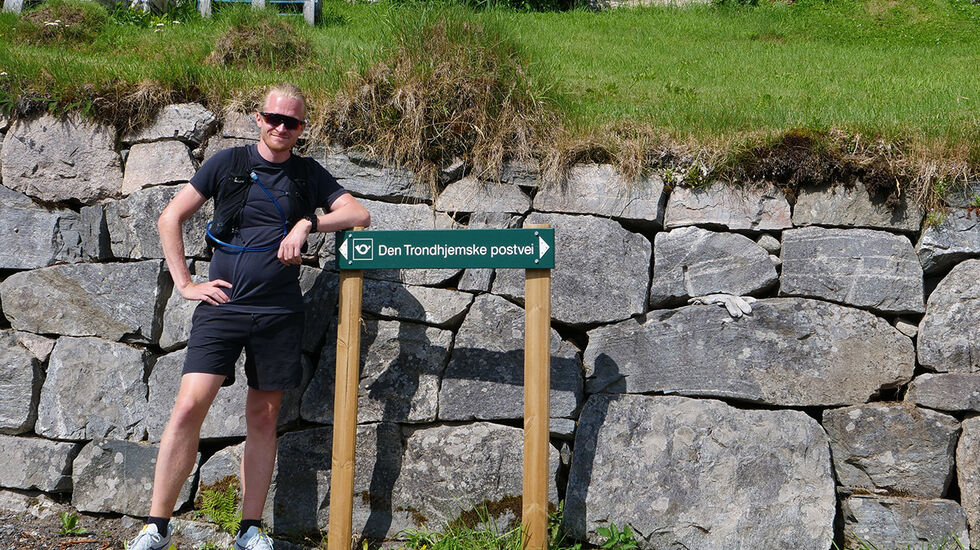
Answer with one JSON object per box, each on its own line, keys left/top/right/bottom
{"left": 234, "top": 526, "right": 274, "bottom": 550}
{"left": 125, "top": 524, "right": 172, "bottom": 550}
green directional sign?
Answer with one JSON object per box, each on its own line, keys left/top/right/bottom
{"left": 336, "top": 228, "right": 554, "bottom": 270}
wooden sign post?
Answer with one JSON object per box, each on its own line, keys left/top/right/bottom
{"left": 328, "top": 226, "right": 554, "bottom": 550}
{"left": 326, "top": 237, "right": 365, "bottom": 550}
{"left": 522, "top": 223, "right": 552, "bottom": 550}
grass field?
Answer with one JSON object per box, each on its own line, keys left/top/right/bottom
{"left": 511, "top": 0, "right": 980, "bottom": 142}
{"left": 0, "top": 0, "right": 977, "bottom": 195}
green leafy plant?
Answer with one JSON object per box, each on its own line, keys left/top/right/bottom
{"left": 108, "top": 1, "right": 151, "bottom": 27}
{"left": 925, "top": 210, "right": 948, "bottom": 227}
{"left": 597, "top": 523, "right": 639, "bottom": 550}
{"left": 58, "top": 511, "right": 86, "bottom": 536}
{"left": 109, "top": 0, "right": 199, "bottom": 28}
{"left": 549, "top": 501, "right": 582, "bottom": 550}
{"left": 197, "top": 479, "right": 241, "bottom": 534}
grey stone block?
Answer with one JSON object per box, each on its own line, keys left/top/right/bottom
{"left": 792, "top": 182, "right": 923, "bottom": 233}
{"left": 907, "top": 373, "right": 980, "bottom": 412}
{"left": 10, "top": 330, "right": 55, "bottom": 362}
{"left": 585, "top": 298, "right": 913, "bottom": 407}
{"left": 500, "top": 159, "right": 540, "bottom": 187}
{"left": 121, "top": 141, "right": 196, "bottom": 195}
{"left": 36, "top": 337, "right": 149, "bottom": 441}
{"left": 72, "top": 439, "right": 197, "bottom": 515}
{"left": 319, "top": 150, "right": 429, "bottom": 202}
{"left": 439, "top": 294, "right": 581, "bottom": 422}
{"left": 956, "top": 417, "right": 980, "bottom": 548}
{"left": 664, "top": 184, "right": 791, "bottom": 231}
{"left": 823, "top": 404, "right": 959, "bottom": 498}
{"left": 123, "top": 103, "right": 217, "bottom": 145}
{"left": 493, "top": 213, "right": 651, "bottom": 325}
{"left": 0, "top": 489, "right": 63, "bottom": 519}
{"left": 563, "top": 394, "right": 835, "bottom": 550}
{"left": 158, "top": 272, "right": 207, "bottom": 352}
{"left": 0, "top": 330, "right": 44, "bottom": 434}
{"left": 435, "top": 176, "right": 530, "bottom": 214}
{"left": 842, "top": 495, "right": 968, "bottom": 550}
{"left": 780, "top": 226, "right": 924, "bottom": 314}
{"left": 302, "top": 319, "right": 451, "bottom": 424}
{"left": 0, "top": 187, "right": 84, "bottom": 269}
{"left": 649, "top": 226, "right": 777, "bottom": 306}
{"left": 894, "top": 318, "right": 918, "bottom": 338}
{"left": 918, "top": 259, "right": 980, "bottom": 372}
{"left": 222, "top": 111, "right": 259, "bottom": 140}
{"left": 106, "top": 185, "right": 213, "bottom": 260}
{"left": 0, "top": 435, "right": 82, "bottom": 492}
{"left": 198, "top": 442, "right": 244, "bottom": 490}
{"left": 79, "top": 203, "right": 110, "bottom": 261}
{"left": 390, "top": 423, "right": 559, "bottom": 530}
{"left": 1, "top": 114, "right": 122, "bottom": 204}
{"left": 0, "top": 261, "right": 167, "bottom": 343}
{"left": 917, "top": 208, "right": 980, "bottom": 274}
{"left": 533, "top": 164, "right": 666, "bottom": 225}
{"left": 266, "top": 424, "right": 411, "bottom": 538}
{"left": 361, "top": 279, "right": 472, "bottom": 327}
{"left": 298, "top": 265, "right": 338, "bottom": 354}
{"left": 756, "top": 233, "right": 780, "bottom": 254}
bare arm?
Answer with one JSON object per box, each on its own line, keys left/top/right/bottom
{"left": 158, "top": 184, "right": 232, "bottom": 304}
{"left": 277, "top": 193, "right": 371, "bottom": 265}
{"left": 317, "top": 192, "right": 372, "bottom": 232}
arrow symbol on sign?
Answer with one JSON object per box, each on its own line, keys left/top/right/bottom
{"left": 538, "top": 236, "right": 550, "bottom": 259}
{"left": 339, "top": 236, "right": 350, "bottom": 260}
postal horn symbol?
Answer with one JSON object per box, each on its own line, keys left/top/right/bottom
{"left": 354, "top": 243, "right": 371, "bottom": 255}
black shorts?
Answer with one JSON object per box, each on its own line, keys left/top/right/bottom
{"left": 183, "top": 305, "right": 304, "bottom": 391}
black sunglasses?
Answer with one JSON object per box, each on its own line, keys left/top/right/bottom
{"left": 260, "top": 111, "right": 305, "bottom": 131}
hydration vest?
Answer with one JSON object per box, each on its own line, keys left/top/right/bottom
{"left": 205, "top": 146, "right": 316, "bottom": 249}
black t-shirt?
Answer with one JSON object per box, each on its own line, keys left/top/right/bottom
{"left": 191, "top": 145, "right": 347, "bottom": 313}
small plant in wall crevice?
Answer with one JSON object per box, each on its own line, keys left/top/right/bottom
{"left": 597, "top": 523, "right": 639, "bottom": 550}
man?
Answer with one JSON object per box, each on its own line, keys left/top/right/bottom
{"left": 127, "top": 83, "right": 370, "bottom": 550}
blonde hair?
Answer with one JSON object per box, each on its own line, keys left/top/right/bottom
{"left": 263, "top": 83, "right": 307, "bottom": 118}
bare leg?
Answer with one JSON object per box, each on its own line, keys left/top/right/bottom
{"left": 240, "top": 387, "right": 283, "bottom": 520}
{"left": 149, "top": 373, "right": 226, "bottom": 518}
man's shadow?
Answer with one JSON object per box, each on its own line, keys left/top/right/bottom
{"left": 272, "top": 271, "right": 586, "bottom": 544}
{"left": 560, "top": 352, "right": 620, "bottom": 541}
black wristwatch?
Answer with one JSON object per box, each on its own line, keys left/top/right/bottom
{"left": 303, "top": 214, "right": 318, "bottom": 233}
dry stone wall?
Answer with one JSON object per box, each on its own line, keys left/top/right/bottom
{"left": 1, "top": 105, "right": 979, "bottom": 549}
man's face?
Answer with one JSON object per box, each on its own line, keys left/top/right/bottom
{"left": 256, "top": 93, "right": 306, "bottom": 154}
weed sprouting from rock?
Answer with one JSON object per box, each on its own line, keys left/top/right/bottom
{"left": 196, "top": 475, "right": 242, "bottom": 535}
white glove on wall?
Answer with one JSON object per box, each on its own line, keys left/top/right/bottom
{"left": 688, "top": 294, "right": 757, "bottom": 318}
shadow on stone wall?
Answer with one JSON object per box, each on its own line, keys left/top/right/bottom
{"left": 272, "top": 278, "right": 579, "bottom": 540}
